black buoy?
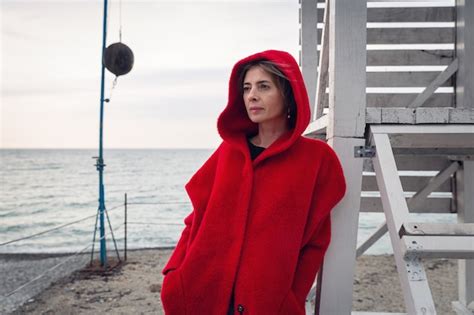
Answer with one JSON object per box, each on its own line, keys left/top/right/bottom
{"left": 103, "top": 42, "right": 134, "bottom": 76}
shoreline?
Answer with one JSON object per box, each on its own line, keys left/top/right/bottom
{"left": 1, "top": 248, "right": 458, "bottom": 314}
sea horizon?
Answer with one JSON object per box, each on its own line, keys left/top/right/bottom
{"left": 0, "top": 149, "right": 456, "bottom": 255}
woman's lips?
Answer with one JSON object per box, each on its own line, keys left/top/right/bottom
{"left": 249, "top": 107, "right": 263, "bottom": 112}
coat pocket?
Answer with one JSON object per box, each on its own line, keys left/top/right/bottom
{"left": 277, "top": 289, "right": 305, "bottom": 315}
{"left": 161, "top": 269, "right": 186, "bottom": 315}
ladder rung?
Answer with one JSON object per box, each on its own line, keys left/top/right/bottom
{"left": 402, "top": 235, "right": 474, "bottom": 259}
{"left": 402, "top": 223, "right": 474, "bottom": 236}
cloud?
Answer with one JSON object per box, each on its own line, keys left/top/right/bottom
{"left": 1, "top": 0, "right": 299, "bottom": 148}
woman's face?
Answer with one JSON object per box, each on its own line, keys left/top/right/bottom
{"left": 243, "top": 66, "right": 287, "bottom": 127}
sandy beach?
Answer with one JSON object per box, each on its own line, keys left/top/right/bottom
{"left": 1, "top": 248, "right": 458, "bottom": 314}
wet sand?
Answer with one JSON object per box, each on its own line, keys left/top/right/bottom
{"left": 1, "top": 248, "right": 459, "bottom": 314}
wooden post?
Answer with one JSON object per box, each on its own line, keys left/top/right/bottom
{"left": 317, "top": 137, "right": 364, "bottom": 314}
{"left": 300, "top": 0, "right": 319, "bottom": 119}
{"left": 327, "top": 0, "right": 366, "bottom": 138}
{"left": 456, "top": 161, "right": 474, "bottom": 306}
{"left": 456, "top": 0, "right": 474, "bottom": 307}
{"left": 456, "top": 0, "right": 474, "bottom": 110}
{"left": 316, "top": 0, "right": 367, "bottom": 313}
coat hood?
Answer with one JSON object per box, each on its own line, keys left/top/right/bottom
{"left": 217, "top": 50, "right": 311, "bottom": 158}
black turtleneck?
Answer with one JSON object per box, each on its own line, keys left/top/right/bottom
{"left": 247, "top": 138, "right": 265, "bottom": 160}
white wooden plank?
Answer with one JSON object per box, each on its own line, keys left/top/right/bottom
{"left": 361, "top": 197, "right": 452, "bottom": 213}
{"left": 392, "top": 148, "right": 474, "bottom": 155}
{"left": 367, "top": 28, "right": 455, "bottom": 44}
{"left": 403, "top": 223, "right": 474, "bottom": 236}
{"left": 381, "top": 107, "right": 416, "bottom": 124}
{"left": 317, "top": 7, "right": 455, "bottom": 23}
{"left": 371, "top": 131, "right": 437, "bottom": 314}
{"left": 327, "top": 0, "right": 366, "bottom": 138}
{"left": 304, "top": 114, "right": 328, "bottom": 137}
{"left": 318, "top": 137, "right": 365, "bottom": 315}
{"left": 366, "top": 108, "right": 474, "bottom": 124}
{"left": 393, "top": 156, "right": 451, "bottom": 171}
{"left": 367, "top": 72, "right": 454, "bottom": 87}
{"left": 366, "top": 107, "right": 382, "bottom": 123}
{"left": 358, "top": 221, "right": 472, "bottom": 258}
{"left": 450, "top": 109, "right": 474, "bottom": 123}
{"left": 352, "top": 313, "right": 407, "bottom": 315}
{"left": 388, "top": 133, "right": 474, "bottom": 148}
{"left": 301, "top": 0, "right": 319, "bottom": 119}
{"left": 456, "top": 0, "right": 474, "bottom": 110}
{"left": 367, "top": 7, "right": 454, "bottom": 22}
{"left": 367, "top": 50, "right": 454, "bottom": 66}
{"left": 401, "top": 235, "right": 474, "bottom": 259}
{"left": 415, "top": 107, "right": 450, "bottom": 123}
{"left": 370, "top": 124, "right": 474, "bottom": 135}
{"left": 356, "top": 221, "right": 388, "bottom": 257}
{"left": 408, "top": 58, "right": 458, "bottom": 108}
{"left": 457, "top": 160, "right": 474, "bottom": 306}
{"left": 364, "top": 156, "right": 452, "bottom": 172}
{"left": 362, "top": 175, "right": 453, "bottom": 192}
{"left": 315, "top": 0, "right": 329, "bottom": 120}
{"left": 367, "top": 93, "right": 454, "bottom": 108}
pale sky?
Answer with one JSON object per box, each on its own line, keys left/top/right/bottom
{"left": 0, "top": 0, "right": 299, "bottom": 148}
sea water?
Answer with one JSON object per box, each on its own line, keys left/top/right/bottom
{"left": 0, "top": 149, "right": 456, "bottom": 255}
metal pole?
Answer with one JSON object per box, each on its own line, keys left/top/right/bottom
{"left": 97, "top": 0, "right": 109, "bottom": 267}
{"left": 125, "top": 193, "right": 128, "bottom": 261}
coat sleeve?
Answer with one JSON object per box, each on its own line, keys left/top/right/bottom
{"left": 291, "top": 145, "right": 346, "bottom": 304}
{"left": 161, "top": 145, "right": 221, "bottom": 276}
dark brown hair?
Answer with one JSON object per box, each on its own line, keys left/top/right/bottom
{"left": 239, "top": 60, "right": 297, "bottom": 129}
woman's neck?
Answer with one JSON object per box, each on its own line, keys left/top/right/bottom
{"left": 251, "top": 121, "right": 289, "bottom": 148}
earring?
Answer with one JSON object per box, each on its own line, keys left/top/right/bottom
{"left": 287, "top": 107, "right": 291, "bottom": 119}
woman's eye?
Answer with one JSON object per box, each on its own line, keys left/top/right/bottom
{"left": 243, "top": 86, "right": 250, "bottom": 92}
{"left": 259, "top": 84, "right": 269, "bottom": 90}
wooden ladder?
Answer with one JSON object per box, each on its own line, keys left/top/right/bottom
{"left": 365, "top": 124, "right": 474, "bottom": 315}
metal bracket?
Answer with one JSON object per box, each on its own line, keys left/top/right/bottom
{"left": 404, "top": 242, "right": 427, "bottom": 281}
{"left": 354, "top": 146, "right": 376, "bottom": 158}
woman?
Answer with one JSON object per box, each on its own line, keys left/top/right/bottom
{"left": 161, "top": 50, "right": 346, "bottom": 315}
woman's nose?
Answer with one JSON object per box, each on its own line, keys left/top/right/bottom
{"left": 247, "top": 87, "right": 258, "bottom": 101}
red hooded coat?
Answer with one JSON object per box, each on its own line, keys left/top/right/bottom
{"left": 161, "top": 50, "right": 346, "bottom": 315}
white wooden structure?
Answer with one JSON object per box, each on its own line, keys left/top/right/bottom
{"left": 300, "top": 0, "right": 474, "bottom": 314}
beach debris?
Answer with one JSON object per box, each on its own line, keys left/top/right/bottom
{"left": 119, "top": 289, "right": 132, "bottom": 297}
{"left": 149, "top": 283, "right": 161, "bottom": 293}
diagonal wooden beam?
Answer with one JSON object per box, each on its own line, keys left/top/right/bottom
{"left": 356, "top": 221, "right": 388, "bottom": 258}
{"left": 408, "top": 58, "right": 458, "bottom": 108}
{"left": 356, "top": 160, "right": 460, "bottom": 257}
{"left": 408, "top": 161, "right": 460, "bottom": 209}
{"left": 300, "top": 0, "right": 319, "bottom": 118}
{"left": 315, "top": 0, "right": 330, "bottom": 119}
{"left": 372, "top": 132, "right": 436, "bottom": 313}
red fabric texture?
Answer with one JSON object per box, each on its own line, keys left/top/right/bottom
{"left": 161, "top": 50, "right": 346, "bottom": 315}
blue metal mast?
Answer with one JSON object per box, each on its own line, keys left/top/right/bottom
{"left": 97, "top": 0, "right": 109, "bottom": 266}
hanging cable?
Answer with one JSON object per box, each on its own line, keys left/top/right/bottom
{"left": 0, "top": 224, "right": 124, "bottom": 300}
{"left": 105, "top": 207, "right": 121, "bottom": 261}
{"left": 0, "top": 203, "right": 123, "bottom": 247}
{"left": 126, "top": 201, "right": 191, "bottom": 205}
{"left": 105, "top": 0, "right": 124, "bottom": 103}
{"left": 119, "top": 0, "right": 123, "bottom": 42}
